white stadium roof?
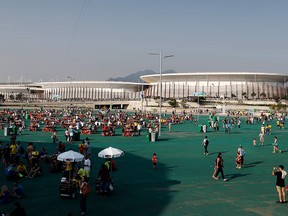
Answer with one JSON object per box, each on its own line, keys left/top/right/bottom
{"left": 140, "top": 72, "right": 288, "bottom": 83}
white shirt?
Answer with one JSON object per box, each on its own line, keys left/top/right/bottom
{"left": 238, "top": 148, "right": 245, "bottom": 156}
{"left": 84, "top": 158, "right": 91, "bottom": 171}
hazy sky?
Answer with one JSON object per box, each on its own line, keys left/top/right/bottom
{"left": 1, "top": 0, "right": 288, "bottom": 82}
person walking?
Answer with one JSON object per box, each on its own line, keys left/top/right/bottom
{"left": 259, "top": 131, "right": 264, "bottom": 146}
{"left": 272, "top": 165, "right": 287, "bottom": 203}
{"left": 235, "top": 152, "right": 242, "bottom": 169}
{"left": 168, "top": 119, "right": 172, "bottom": 133}
{"left": 272, "top": 136, "right": 281, "bottom": 153}
{"left": 83, "top": 155, "right": 91, "bottom": 179}
{"left": 152, "top": 153, "right": 157, "bottom": 169}
{"left": 202, "top": 136, "right": 209, "bottom": 155}
{"left": 51, "top": 130, "right": 58, "bottom": 144}
{"left": 237, "top": 145, "right": 245, "bottom": 167}
{"left": 212, "top": 153, "right": 228, "bottom": 181}
{"left": 252, "top": 138, "right": 257, "bottom": 147}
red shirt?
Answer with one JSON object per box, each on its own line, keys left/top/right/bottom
{"left": 152, "top": 155, "right": 157, "bottom": 163}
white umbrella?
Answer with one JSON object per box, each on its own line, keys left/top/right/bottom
{"left": 57, "top": 150, "right": 84, "bottom": 162}
{"left": 98, "top": 147, "right": 124, "bottom": 159}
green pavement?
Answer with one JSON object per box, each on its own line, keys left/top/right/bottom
{"left": 1, "top": 115, "right": 288, "bottom": 216}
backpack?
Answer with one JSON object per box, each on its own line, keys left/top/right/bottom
{"left": 205, "top": 139, "right": 209, "bottom": 145}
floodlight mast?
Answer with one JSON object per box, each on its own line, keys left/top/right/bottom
{"left": 149, "top": 51, "right": 174, "bottom": 137}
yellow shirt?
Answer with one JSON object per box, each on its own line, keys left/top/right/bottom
{"left": 66, "top": 162, "right": 72, "bottom": 171}
{"left": 10, "top": 144, "right": 18, "bottom": 155}
{"left": 32, "top": 150, "right": 39, "bottom": 158}
{"left": 17, "top": 164, "right": 27, "bottom": 172}
{"left": 77, "top": 168, "right": 86, "bottom": 178}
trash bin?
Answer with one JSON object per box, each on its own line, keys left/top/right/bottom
{"left": 146, "top": 132, "right": 151, "bottom": 142}
{"left": 73, "top": 131, "right": 80, "bottom": 141}
{"left": 155, "top": 132, "right": 158, "bottom": 141}
{"left": 151, "top": 132, "right": 156, "bottom": 142}
{"left": 25, "top": 113, "right": 30, "bottom": 120}
{"left": 4, "top": 127, "right": 7, "bottom": 136}
{"left": 203, "top": 125, "right": 207, "bottom": 133}
{"left": 7, "top": 127, "right": 13, "bottom": 135}
{"left": 198, "top": 125, "right": 203, "bottom": 132}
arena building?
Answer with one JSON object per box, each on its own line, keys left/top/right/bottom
{"left": 140, "top": 72, "right": 288, "bottom": 99}
{"left": 39, "top": 81, "right": 149, "bottom": 100}
{"left": 1, "top": 72, "right": 288, "bottom": 102}
{"left": 0, "top": 81, "right": 148, "bottom": 101}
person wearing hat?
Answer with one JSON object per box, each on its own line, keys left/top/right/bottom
{"left": 237, "top": 145, "right": 245, "bottom": 167}
{"left": 202, "top": 136, "right": 209, "bottom": 155}
{"left": 272, "top": 165, "right": 287, "bottom": 203}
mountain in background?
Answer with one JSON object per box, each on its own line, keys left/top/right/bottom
{"left": 107, "top": 69, "right": 176, "bottom": 83}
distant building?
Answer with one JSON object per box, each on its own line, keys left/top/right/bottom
{"left": 0, "top": 81, "right": 148, "bottom": 101}
{"left": 140, "top": 72, "right": 288, "bottom": 99}
{"left": 1, "top": 72, "right": 288, "bottom": 101}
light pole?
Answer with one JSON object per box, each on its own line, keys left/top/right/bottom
{"left": 149, "top": 51, "right": 174, "bottom": 137}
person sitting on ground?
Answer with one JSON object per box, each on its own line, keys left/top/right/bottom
{"left": 6, "top": 163, "right": 19, "bottom": 181}
{"left": 16, "top": 162, "right": 29, "bottom": 177}
{"left": 31, "top": 146, "right": 39, "bottom": 166}
{"left": 28, "top": 163, "right": 42, "bottom": 178}
{"left": 0, "top": 185, "right": 10, "bottom": 204}
{"left": 9, "top": 181, "right": 25, "bottom": 199}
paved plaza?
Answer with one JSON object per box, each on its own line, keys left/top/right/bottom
{"left": 1, "top": 112, "right": 288, "bottom": 216}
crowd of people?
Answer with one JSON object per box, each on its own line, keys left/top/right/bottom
{"left": 0, "top": 107, "right": 287, "bottom": 215}
{"left": 206, "top": 111, "right": 287, "bottom": 204}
